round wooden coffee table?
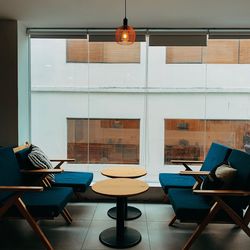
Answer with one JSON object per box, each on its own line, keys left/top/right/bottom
{"left": 92, "top": 178, "right": 149, "bottom": 248}
{"left": 101, "top": 166, "right": 147, "bottom": 220}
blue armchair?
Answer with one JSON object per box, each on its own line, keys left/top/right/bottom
{"left": 14, "top": 144, "right": 93, "bottom": 194}
{"left": 168, "top": 148, "right": 250, "bottom": 250}
{"left": 0, "top": 147, "right": 74, "bottom": 250}
{"left": 159, "top": 142, "right": 232, "bottom": 198}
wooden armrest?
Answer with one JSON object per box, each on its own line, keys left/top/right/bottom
{"left": 193, "top": 189, "right": 250, "bottom": 196}
{"left": 171, "top": 160, "right": 204, "bottom": 164}
{"left": 180, "top": 171, "right": 210, "bottom": 176}
{"left": 0, "top": 186, "right": 43, "bottom": 192}
{"left": 20, "top": 169, "right": 63, "bottom": 174}
{"left": 50, "top": 159, "right": 75, "bottom": 162}
{"left": 50, "top": 159, "right": 75, "bottom": 169}
{"left": 13, "top": 144, "right": 30, "bottom": 153}
{"left": 171, "top": 160, "right": 204, "bottom": 171}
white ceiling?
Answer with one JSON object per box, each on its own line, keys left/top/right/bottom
{"left": 0, "top": 0, "right": 250, "bottom": 29}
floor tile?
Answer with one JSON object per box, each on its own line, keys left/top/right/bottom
{"left": 57, "top": 202, "right": 97, "bottom": 221}
{"left": 145, "top": 203, "right": 174, "bottom": 222}
{"left": 93, "top": 203, "right": 146, "bottom": 222}
{"left": 0, "top": 219, "right": 91, "bottom": 250}
{"left": 1, "top": 203, "right": 249, "bottom": 250}
{"left": 82, "top": 220, "right": 150, "bottom": 250}
{"left": 147, "top": 221, "right": 250, "bottom": 250}
{"left": 92, "top": 202, "right": 116, "bottom": 221}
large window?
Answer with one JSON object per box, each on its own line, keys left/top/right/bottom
{"left": 30, "top": 30, "right": 250, "bottom": 183}
{"left": 67, "top": 119, "right": 140, "bottom": 164}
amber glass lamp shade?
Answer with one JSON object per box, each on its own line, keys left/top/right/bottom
{"left": 116, "top": 17, "right": 136, "bottom": 45}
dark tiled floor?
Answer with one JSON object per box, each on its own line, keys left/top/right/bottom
{"left": 0, "top": 202, "right": 249, "bottom": 250}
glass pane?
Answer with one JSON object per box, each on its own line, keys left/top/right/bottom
{"left": 239, "top": 40, "right": 250, "bottom": 64}
{"left": 165, "top": 119, "right": 250, "bottom": 164}
{"left": 205, "top": 38, "right": 250, "bottom": 157}
{"left": 205, "top": 39, "right": 250, "bottom": 88}
{"left": 166, "top": 46, "right": 203, "bottom": 64}
{"left": 67, "top": 119, "right": 140, "bottom": 164}
{"left": 88, "top": 41, "right": 146, "bottom": 88}
{"left": 30, "top": 33, "right": 250, "bottom": 183}
{"left": 148, "top": 45, "right": 206, "bottom": 88}
{"left": 203, "top": 39, "right": 239, "bottom": 64}
{"left": 31, "top": 39, "right": 89, "bottom": 88}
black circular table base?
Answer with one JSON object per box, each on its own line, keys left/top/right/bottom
{"left": 99, "top": 227, "right": 141, "bottom": 249}
{"left": 108, "top": 206, "right": 142, "bottom": 220}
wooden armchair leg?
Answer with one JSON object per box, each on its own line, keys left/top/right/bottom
{"left": 61, "top": 208, "right": 73, "bottom": 225}
{"left": 244, "top": 206, "right": 250, "bottom": 225}
{"left": 169, "top": 215, "right": 177, "bottom": 226}
{"left": 15, "top": 198, "right": 53, "bottom": 250}
{"left": 216, "top": 198, "right": 250, "bottom": 237}
{"left": 182, "top": 202, "right": 220, "bottom": 250}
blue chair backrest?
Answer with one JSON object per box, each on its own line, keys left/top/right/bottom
{"left": 228, "top": 149, "right": 250, "bottom": 190}
{"left": 0, "top": 147, "right": 22, "bottom": 202}
{"left": 201, "top": 142, "right": 232, "bottom": 171}
{"left": 225, "top": 149, "right": 250, "bottom": 209}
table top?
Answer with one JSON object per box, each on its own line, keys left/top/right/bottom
{"left": 101, "top": 166, "right": 147, "bottom": 178}
{"left": 92, "top": 178, "right": 149, "bottom": 197}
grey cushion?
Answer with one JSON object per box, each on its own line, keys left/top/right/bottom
{"left": 28, "top": 145, "right": 55, "bottom": 182}
{"left": 201, "top": 163, "right": 237, "bottom": 190}
{"left": 215, "top": 163, "right": 237, "bottom": 187}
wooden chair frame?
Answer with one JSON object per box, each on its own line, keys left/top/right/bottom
{"left": 15, "top": 143, "right": 90, "bottom": 202}
{"left": 171, "top": 160, "right": 204, "bottom": 171}
{"left": 169, "top": 170, "right": 250, "bottom": 250}
{"left": 0, "top": 186, "right": 54, "bottom": 250}
{"left": 162, "top": 160, "right": 204, "bottom": 203}
{"left": 14, "top": 144, "right": 74, "bottom": 224}
{"left": 20, "top": 168, "right": 73, "bottom": 224}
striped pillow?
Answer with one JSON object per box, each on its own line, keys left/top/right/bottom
{"left": 28, "top": 145, "right": 55, "bottom": 182}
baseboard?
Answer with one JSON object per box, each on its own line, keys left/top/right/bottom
{"left": 72, "top": 186, "right": 168, "bottom": 204}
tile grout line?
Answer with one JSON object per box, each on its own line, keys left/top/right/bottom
{"left": 80, "top": 202, "right": 98, "bottom": 250}
{"left": 144, "top": 203, "right": 152, "bottom": 250}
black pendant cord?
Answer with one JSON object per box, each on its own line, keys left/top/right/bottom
{"left": 125, "top": 0, "right": 127, "bottom": 19}
{"left": 123, "top": 0, "right": 128, "bottom": 27}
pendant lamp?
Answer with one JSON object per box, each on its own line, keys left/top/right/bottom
{"left": 115, "top": 0, "right": 136, "bottom": 45}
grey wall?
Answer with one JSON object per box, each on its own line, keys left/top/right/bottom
{"left": 0, "top": 20, "right": 18, "bottom": 146}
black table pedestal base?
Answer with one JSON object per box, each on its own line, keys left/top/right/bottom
{"left": 108, "top": 206, "right": 141, "bottom": 220}
{"left": 99, "top": 227, "right": 141, "bottom": 249}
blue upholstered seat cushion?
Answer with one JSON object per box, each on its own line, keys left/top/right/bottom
{"left": 53, "top": 171, "right": 93, "bottom": 192}
{"left": 159, "top": 173, "right": 196, "bottom": 193}
{"left": 6, "top": 187, "right": 73, "bottom": 218}
{"left": 168, "top": 188, "right": 243, "bottom": 222}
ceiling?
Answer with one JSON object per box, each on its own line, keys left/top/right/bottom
{"left": 0, "top": 0, "right": 250, "bottom": 29}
